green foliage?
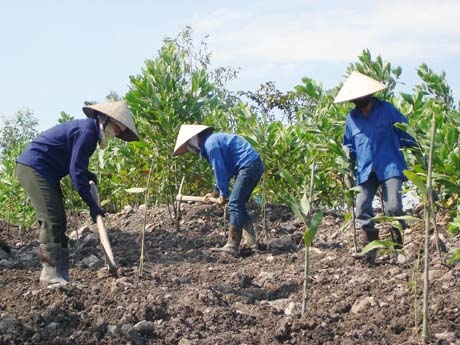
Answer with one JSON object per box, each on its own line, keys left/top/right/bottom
{"left": 0, "top": 110, "right": 39, "bottom": 229}
{"left": 361, "top": 239, "right": 394, "bottom": 255}
{"left": 121, "top": 27, "right": 240, "bottom": 210}
{"left": 304, "top": 211, "right": 323, "bottom": 247}
{"left": 285, "top": 190, "right": 323, "bottom": 247}
{"left": 447, "top": 204, "right": 460, "bottom": 235}
{"left": 0, "top": 110, "right": 38, "bottom": 161}
{"left": 57, "top": 111, "right": 74, "bottom": 124}
{"left": 360, "top": 215, "right": 419, "bottom": 256}
{"left": 345, "top": 48, "right": 402, "bottom": 100}
{"left": 286, "top": 190, "right": 323, "bottom": 318}
{"left": 0, "top": 31, "right": 459, "bottom": 269}
{"left": 447, "top": 247, "right": 460, "bottom": 265}
{"left": 400, "top": 65, "right": 460, "bottom": 234}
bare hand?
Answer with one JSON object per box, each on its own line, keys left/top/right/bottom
{"left": 203, "top": 193, "right": 215, "bottom": 204}
{"left": 216, "top": 196, "right": 228, "bottom": 207}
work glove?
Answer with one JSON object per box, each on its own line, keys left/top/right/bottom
{"left": 90, "top": 204, "right": 104, "bottom": 223}
{"left": 87, "top": 170, "right": 98, "bottom": 186}
{"left": 216, "top": 196, "right": 228, "bottom": 207}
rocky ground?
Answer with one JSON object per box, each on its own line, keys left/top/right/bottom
{"left": 0, "top": 201, "right": 459, "bottom": 345}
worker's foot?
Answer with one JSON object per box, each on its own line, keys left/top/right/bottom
{"left": 352, "top": 249, "right": 377, "bottom": 266}
{"left": 211, "top": 244, "right": 239, "bottom": 257}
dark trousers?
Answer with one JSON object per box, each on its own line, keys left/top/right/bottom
{"left": 16, "top": 163, "right": 68, "bottom": 247}
{"left": 228, "top": 159, "right": 264, "bottom": 226}
{"left": 355, "top": 172, "right": 405, "bottom": 244}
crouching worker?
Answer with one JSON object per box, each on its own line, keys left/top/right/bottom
{"left": 16, "top": 101, "right": 139, "bottom": 286}
{"left": 173, "top": 124, "right": 264, "bottom": 257}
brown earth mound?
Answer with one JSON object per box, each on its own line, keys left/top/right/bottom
{"left": 0, "top": 203, "right": 459, "bottom": 344}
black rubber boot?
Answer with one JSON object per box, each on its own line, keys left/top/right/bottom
{"left": 353, "top": 230, "right": 379, "bottom": 265}
{"left": 390, "top": 227, "right": 403, "bottom": 250}
{"left": 39, "top": 243, "right": 70, "bottom": 286}
{"left": 211, "top": 224, "right": 243, "bottom": 257}
{"left": 364, "top": 230, "right": 379, "bottom": 265}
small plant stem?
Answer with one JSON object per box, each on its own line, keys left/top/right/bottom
{"left": 308, "top": 160, "right": 315, "bottom": 217}
{"left": 139, "top": 157, "right": 155, "bottom": 277}
{"left": 302, "top": 160, "right": 316, "bottom": 317}
{"left": 412, "top": 244, "right": 422, "bottom": 340}
{"left": 262, "top": 173, "right": 267, "bottom": 242}
{"left": 223, "top": 204, "right": 228, "bottom": 233}
{"left": 302, "top": 245, "right": 310, "bottom": 317}
{"left": 351, "top": 195, "right": 358, "bottom": 254}
{"left": 422, "top": 111, "right": 436, "bottom": 341}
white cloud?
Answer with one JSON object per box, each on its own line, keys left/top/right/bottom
{"left": 193, "top": 0, "right": 460, "bottom": 66}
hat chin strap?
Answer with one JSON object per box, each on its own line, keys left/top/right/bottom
{"left": 98, "top": 122, "right": 108, "bottom": 149}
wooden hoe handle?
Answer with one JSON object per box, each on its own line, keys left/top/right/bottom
{"left": 90, "top": 181, "right": 117, "bottom": 274}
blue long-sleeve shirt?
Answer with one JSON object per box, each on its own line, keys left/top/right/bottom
{"left": 17, "top": 118, "right": 100, "bottom": 209}
{"left": 200, "top": 133, "right": 260, "bottom": 198}
{"left": 343, "top": 98, "right": 416, "bottom": 185}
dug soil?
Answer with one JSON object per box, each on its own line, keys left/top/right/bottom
{"left": 1, "top": 202, "right": 459, "bottom": 345}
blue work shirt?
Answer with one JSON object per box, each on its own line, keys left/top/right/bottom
{"left": 343, "top": 98, "right": 416, "bottom": 185}
{"left": 17, "top": 118, "right": 99, "bottom": 208}
{"left": 200, "top": 133, "right": 261, "bottom": 198}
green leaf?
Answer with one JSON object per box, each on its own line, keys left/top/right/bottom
{"left": 304, "top": 211, "right": 323, "bottom": 246}
{"left": 403, "top": 170, "right": 427, "bottom": 197}
{"left": 287, "top": 198, "right": 304, "bottom": 223}
{"left": 299, "top": 193, "right": 310, "bottom": 218}
{"left": 372, "top": 215, "right": 420, "bottom": 223}
{"left": 361, "top": 239, "right": 391, "bottom": 254}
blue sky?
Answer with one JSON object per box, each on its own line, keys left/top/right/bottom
{"left": 1, "top": 0, "right": 459, "bottom": 131}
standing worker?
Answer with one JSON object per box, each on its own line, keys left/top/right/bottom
{"left": 335, "top": 71, "right": 416, "bottom": 265}
{"left": 173, "top": 124, "right": 264, "bottom": 257}
{"left": 16, "top": 101, "right": 139, "bottom": 286}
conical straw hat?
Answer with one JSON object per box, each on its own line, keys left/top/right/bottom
{"left": 334, "top": 71, "right": 387, "bottom": 103}
{"left": 82, "top": 101, "right": 140, "bottom": 142}
{"left": 173, "top": 124, "right": 213, "bottom": 156}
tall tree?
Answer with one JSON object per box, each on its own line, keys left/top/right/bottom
{"left": 0, "top": 109, "right": 38, "bottom": 162}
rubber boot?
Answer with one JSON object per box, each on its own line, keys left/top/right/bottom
{"left": 241, "top": 220, "right": 258, "bottom": 250}
{"left": 39, "top": 243, "right": 70, "bottom": 286}
{"left": 363, "top": 230, "right": 379, "bottom": 265}
{"left": 390, "top": 227, "right": 403, "bottom": 250}
{"left": 211, "top": 224, "right": 243, "bottom": 257}
{"left": 390, "top": 227, "right": 407, "bottom": 264}
{"left": 352, "top": 229, "right": 379, "bottom": 265}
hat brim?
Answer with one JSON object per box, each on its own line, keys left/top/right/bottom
{"left": 334, "top": 71, "right": 387, "bottom": 103}
{"left": 173, "top": 124, "right": 213, "bottom": 156}
{"left": 83, "top": 102, "right": 140, "bottom": 142}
